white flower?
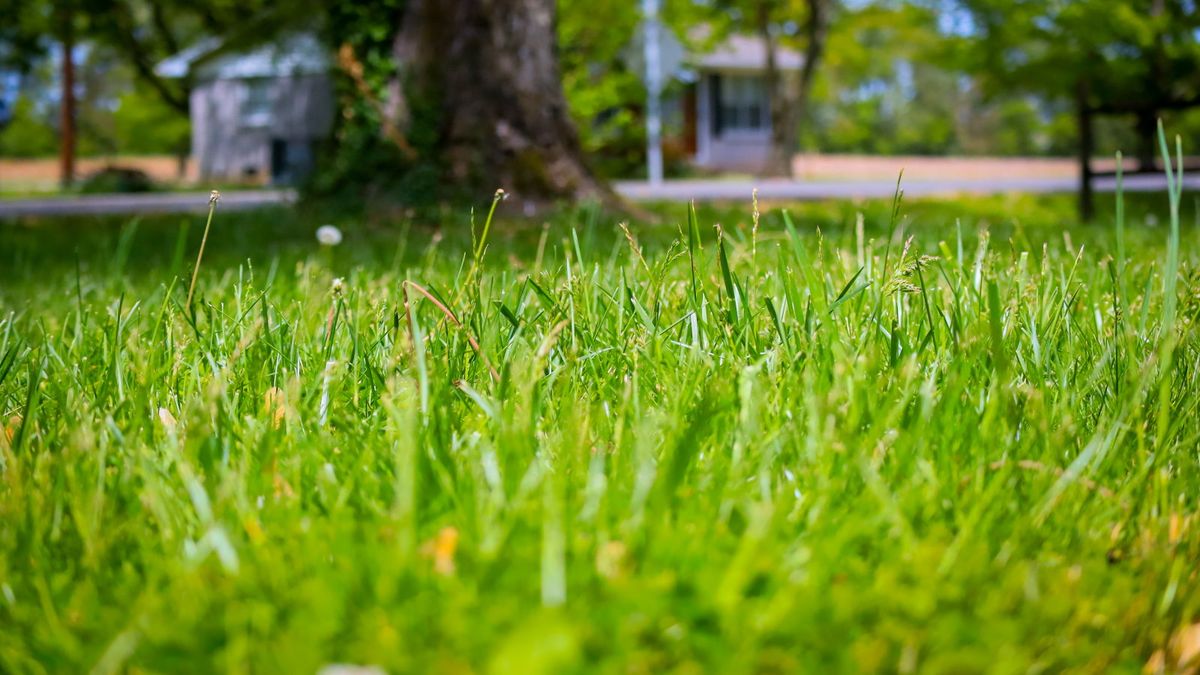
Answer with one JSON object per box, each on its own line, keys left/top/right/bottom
{"left": 331, "top": 277, "right": 345, "bottom": 296}
{"left": 316, "top": 225, "right": 343, "bottom": 246}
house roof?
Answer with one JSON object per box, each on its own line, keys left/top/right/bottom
{"left": 693, "top": 34, "right": 805, "bottom": 72}
{"left": 155, "top": 33, "right": 330, "bottom": 81}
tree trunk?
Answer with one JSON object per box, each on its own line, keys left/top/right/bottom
{"left": 1077, "top": 83, "right": 1094, "bottom": 222}
{"left": 1131, "top": 0, "right": 1165, "bottom": 174}
{"left": 176, "top": 144, "right": 189, "bottom": 181}
{"left": 387, "top": 0, "right": 614, "bottom": 205}
{"left": 763, "top": 0, "right": 828, "bottom": 178}
{"left": 760, "top": 2, "right": 790, "bottom": 177}
{"left": 795, "top": 0, "right": 829, "bottom": 144}
{"left": 58, "top": 6, "right": 77, "bottom": 189}
{"left": 1134, "top": 111, "right": 1158, "bottom": 173}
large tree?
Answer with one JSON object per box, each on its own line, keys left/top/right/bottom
{"left": 2, "top": 0, "right": 613, "bottom": 204}
{"left": 1, "top": 0, "right": 215, "bottom": 184}
{"left": 303, "top": 0, "right": 617, "bottom": 204}
{"left": 948, "top": 0, "right": 1200, "bottom": 219}
{"left": 376, "top": 0, "right": 613, "bottom": 202}
{"left": 1, "top": 0, "right": 85, "bottom": 185}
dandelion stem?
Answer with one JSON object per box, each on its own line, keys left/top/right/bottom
{"left": 186, "top": 191, "right": 220, "bottom": 308}
{"left": 184, "top": 192, "right": 220, "bottom": 307}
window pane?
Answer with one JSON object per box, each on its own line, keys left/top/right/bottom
{"left": 716, "top": 75, "right": 768, "bottom": 132}
{"left": 241, "top": 80, "right": 273, "bottom": 128}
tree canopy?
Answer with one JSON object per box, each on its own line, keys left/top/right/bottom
{"left": 950, "top": 0, "right": 1200, "bottom": 160}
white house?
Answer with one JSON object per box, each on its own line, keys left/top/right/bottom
{"left": 156, "top": 33, "right": 334, "bottom": 184}
{"left": 687, "top": 35, "right": 804, "bottom": 172}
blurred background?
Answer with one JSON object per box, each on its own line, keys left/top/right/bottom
{"left": 0, "top": 0, "right": 1197, "bottom": 218}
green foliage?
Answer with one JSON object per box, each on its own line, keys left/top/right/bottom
{"left": 1, "top": 50, "right": 188, "bottom": 159}
{"left": 0, "top": 96, "right": 57, "bottom": 157}
{"left": 559, "top": 0, "right": 648, "bottom": 178}
{"left": 952, "top": 0, "right": 1200, "bottom": 155}
{"left": 807, "top": 2, "right": 1057, "bottom": 156}
{"left": 307, "top": 0, "right": 454, "bottom": 203}
{"left": 112, "top": 86, "right": 190, "bottom": 155}
{"left": 0, "top": 188, "right": 1199, "bottom": 671}
{"left": 953, "top": 0, "right": 1200, "bottom": 105}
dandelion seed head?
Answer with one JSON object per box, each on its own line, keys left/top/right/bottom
{"left": 317, "top": 225, "right": 344, "bottom": 246}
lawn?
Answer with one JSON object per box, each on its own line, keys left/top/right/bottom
{"left": 0, "top": 186, "right": 1198, "bottom": 674}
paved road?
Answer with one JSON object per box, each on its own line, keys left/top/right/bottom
{"left": 0, "top": 189, "right": 297, "bottom": 217}
{"left": 1, "top": 175, "right": 1196, "bottom": 217}
{"left": 614, "top": 173, "right": 1200, "bottom": 201}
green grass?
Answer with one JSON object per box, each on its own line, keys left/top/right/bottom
{"left": 1, "top": 186, "right": 1198, "bottom": 674}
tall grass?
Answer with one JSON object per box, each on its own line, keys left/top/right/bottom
{"left": 0, "top": 180, "right": 1197, "bottom": 672}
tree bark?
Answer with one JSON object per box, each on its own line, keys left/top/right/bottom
{"left": 795, "top": 0, "right": 828, "bottom": 145}
{"left": 762, "top": 0, "right": 828, "bottom": 178}
{"left": 58, "top": 5, "right": 76, "bottom": 189}
{"left": 1132, "top": 0, "right": 1166, "bottom": 174}
{"left": 1134, "top": 110, "right": 1158, "bottom": 173}
{"left": 760, "top": 1, "right": 790, "bottom": 177}
{"left": 106, "top": 0, "right": 191, "bottom": 115}
{"left": 387, "top": 0, "right": 614, "bottom": 205}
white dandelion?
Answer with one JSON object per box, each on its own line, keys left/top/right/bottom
{"left": 316, "top": 224, "right": 343, "bottom": 246}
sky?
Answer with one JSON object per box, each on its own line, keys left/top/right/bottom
{"left": 0, "top": 72, "right": 18, "bottom": 123}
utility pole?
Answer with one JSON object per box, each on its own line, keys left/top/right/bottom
{"left": 642, "top": 0, "right": 663, "bottom": 185}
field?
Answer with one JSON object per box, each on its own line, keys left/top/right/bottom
{"left": 1, "top": 186, "right": 1198, "bottom": 674}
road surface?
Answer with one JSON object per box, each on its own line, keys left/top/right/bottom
{"left": 0, "top": 189, "right": 296, "bottom": 217}
{"left": 613, "top": 173, "right": 1200, "bottom": 201}
{"left": 1, "top": 175, "right": 1196, "bottom": 218}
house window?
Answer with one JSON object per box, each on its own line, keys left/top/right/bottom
{"left": 240, "top": 79, "right": 273, "bottom": 128}
{"left": 712, "top": 74, "right": 768, "bottom": 134}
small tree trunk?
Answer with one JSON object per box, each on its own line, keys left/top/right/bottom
{"left": 1134, "top": 110, "right": 1157, "bottom": 173}
{"left": 1134, "top": 0, "right": 1165, "bottom": 174}
{"left": 796, "top": 0, "right": 829, "bottom": 132}
{"left": 763, "top": 0, "right": 828, "bottom": 178}
{"left": 388, "top": 0, "right": 614, "bottom": 205}
{"left": 176, "top": 145, "right": 189, "bottom": 181}
{"left": 1077, "top": 84, "right": 1094, "bottom": 222}
{"left": 59, "top": 7, "right": 77, "bottom": 189}
{"left": 760, "top": 1, "right": 789, "bottom": 177}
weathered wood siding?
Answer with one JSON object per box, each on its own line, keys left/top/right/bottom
{"left": 191, "top": 74, "right": 334, "bottom": 181}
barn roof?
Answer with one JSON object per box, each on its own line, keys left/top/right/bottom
{"left": 156, "top": 33, "right": 330, "bottom": 81}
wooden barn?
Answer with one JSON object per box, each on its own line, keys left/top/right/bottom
{"left": 156, "top": 33, "right": 334, "bottom": 185}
